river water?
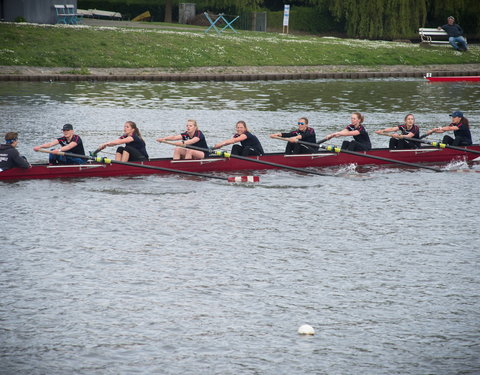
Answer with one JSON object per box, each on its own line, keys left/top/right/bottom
{"left": 1, "top": 79, "right": 479, "bottom": 375}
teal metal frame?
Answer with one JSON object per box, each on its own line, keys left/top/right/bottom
{"left": 204, "top": 12, "right": 239, "bottom": 34}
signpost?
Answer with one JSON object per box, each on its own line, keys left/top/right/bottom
{"left": 282, "top": 4, "right": 290, "bottom": 34}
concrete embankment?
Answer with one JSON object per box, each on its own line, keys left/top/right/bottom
{"left": 1, "top": 65, "right": 479, "bottom": 82}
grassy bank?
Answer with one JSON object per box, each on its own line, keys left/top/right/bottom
{"left": 0, "top": 22, "right": 479, "bottom": 70}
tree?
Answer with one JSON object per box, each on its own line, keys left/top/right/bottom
{"left": 164, "top": 0, "right": 172, "bottom": 22}
{"left": 307, "top": 0, "right": 428, "bottom": 38}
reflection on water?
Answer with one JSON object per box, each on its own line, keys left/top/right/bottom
{"left": 1, "top": 79, "right": 479, "bottom": 375}
{"left": 1, "top": 78, "right": 480, "bottom": 113}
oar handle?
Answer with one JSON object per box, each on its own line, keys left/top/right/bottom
{"left": 157, "top": 139, "right": 182, "bottom": 147}
{"left": 317, "top": 137, "right": 330, "bottom": 145}
{"left": 36, "top": 148, "right": 66, "bottom": 156}
{"left": 158, "top": 139, "right": 212, "bottom": 151}
{"left": 272, "top": 135, "right": 330, "bottom": 145}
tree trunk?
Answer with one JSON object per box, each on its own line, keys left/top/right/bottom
{"left": 164, "top": 0, "right": 172, "bottom": 23}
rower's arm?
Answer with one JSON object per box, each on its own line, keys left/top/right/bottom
{"left": 156, "top": 135, "right": 182, "bottom": 142}
{"left": 214, "top": 134, "right": 246, "bottom": 149}
{"left": 33, "top": 139, "right": 59, "bottom": 151}
{"left": 184, "top": 137, "right": 199, "bottom": 146}
{"left": 375, "top": 126, "right": 399, "bottom": 134}
{"left": 59, "top": 141, "right": 78, "bottom": 152}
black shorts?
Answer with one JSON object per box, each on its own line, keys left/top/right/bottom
{"left": 117, "top": 145, "right": 147, "bottom": 161}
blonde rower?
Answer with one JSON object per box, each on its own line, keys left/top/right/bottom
{"left": 157, "top": 120, "right": 209, "bottom": 160}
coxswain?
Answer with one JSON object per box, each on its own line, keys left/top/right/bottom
{"left": 98, "top": 121, "right": 149, "bottom": 162}
{"left": 213, "top": 121, "right": 264, "bottom": 156}
{"left": 0, "top": 132, "right": 31, "bottom": 171}
{"left": 424, "top": 111, "right": 472, "bottom": 146}
{"left": 270, "top": 117, "right": 317, "bottom": 154}
{"left": 375, "top": 113, "right": 421, "bottom": 149}
{"left": 326, "top": 112, "right": 371, "bottom": 151}
{"left": 156, "top": 119, "right": 208, "bottom": 160}
{"left": 33, "top": 124, "right": 85, "bottom": 164}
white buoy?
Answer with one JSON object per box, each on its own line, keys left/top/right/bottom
{"left": 298, "top": 324, "right": 315, "bottom": 335}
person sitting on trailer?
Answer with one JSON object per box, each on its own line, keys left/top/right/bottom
{"left": 98, "top": 121, "right": 149, "bottom": 162}
{"left": 270, "top": 117, "right": 317, "bottom": 154}
{"left": 156, "top": 119, "right": 208, "bottom": 160}
{"left": 375, "top": 113, "right": 421, "bottom": 149}
{"left": 326, "top": 112, "right": 372, "bottom": 151}
{"left": 425, "top": 111, "right": 472, "bottom": 146}
{"left": 213, "top": 121, "right": 264, "bottom": 156}
{"left": 0, "top": 132, "right": 31, "bottom": 172}
{"left": 33, "top": 124, "right": 86, "bottom": 165}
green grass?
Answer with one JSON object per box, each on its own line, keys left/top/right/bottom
{"left": 0, "top": 22, "right": 478, "bottom": 69}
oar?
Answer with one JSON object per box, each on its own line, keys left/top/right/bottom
{"left": 36, "top": 149, "right": 258, "bottom": 182}
{"left": 408, "top": 137, "right": 480, "bottom": 155}
{"left": 272, "top": 136, "right": 443, "bottom": 172}
{"left": 157, "top": 139, "right": 335, "bottom": 177}
{"left": 316, "top": 137, "right": 330, "bottom": 145}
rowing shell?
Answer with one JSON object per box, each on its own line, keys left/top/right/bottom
{"left": 1, "top": 145, "right": 479, "bottom": 181}
{"left": 425, "top": 76, "right": 480, "bottom": 82}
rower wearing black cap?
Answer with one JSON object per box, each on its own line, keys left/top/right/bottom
{"left": 33, "top": 124, "right": 86, "bottom": 164}
{"left": 425, "top": 111, "right": 472, "bottom": 146}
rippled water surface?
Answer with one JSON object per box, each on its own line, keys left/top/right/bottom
{"left": 1, "top": 79, "right": 480, "bottom": 375}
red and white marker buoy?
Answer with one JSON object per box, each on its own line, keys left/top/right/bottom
{"left": 227, "top": 176, "right": 260, "bottom": 183}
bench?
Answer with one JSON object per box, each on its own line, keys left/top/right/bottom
{"left": 54, "top": 4, "right": 82, "bottom": 24}
{"left": 65, "top": 4, "right": 83, "bottom": 24}
{"left": 54, "top": 5, "right": 70, "bottom": 24}
{"left": 419, "top": 27, "right": 467, "bottom": 45}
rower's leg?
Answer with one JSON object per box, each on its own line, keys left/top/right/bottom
{"left": 442, "top": 135, "right": 454, "bottom": 145}
{"left": 173, "top": 147, "right": 184, "bottom": 159}
{"left": 120, "top": 151, "right": 130, "bottom": 162}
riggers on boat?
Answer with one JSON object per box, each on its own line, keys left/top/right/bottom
{"left": 1, "top": 145, "right": 479, "bottom": 181}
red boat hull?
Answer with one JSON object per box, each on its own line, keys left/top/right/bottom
{"left": 425, "top": 76, "right": 480, "bottom": 82}
{"left": 1, "top": 146, "right": 479, "bottom": 181}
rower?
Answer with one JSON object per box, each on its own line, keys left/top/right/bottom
{"left": 98, "top": 121, "right": 149, "bottom": 162}
{"left": 375, "top": 113, "right": 421, "bottom": 149}
{"left": 213, "top": 121, "right": 264, "bottom": 156}
{"left": 156, "top": 119, "right": 209, "bottom": 160}
{"left": 269, "top": 117, "right": 318, "bottom": 154}
{"left": 424, "top": 111, "right": 472, "bottom": 146}
{"left": 33, "top": 124, "right": 86, "bottom": 165}
{"left": 326, "top": 112, "right": 371, "bottom": 151}
{"left": 0, "top": 132, "right": 31, "bottom": 171}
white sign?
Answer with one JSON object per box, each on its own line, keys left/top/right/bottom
{"left": 283, "top": 4, "right": 290, "bottom": 27}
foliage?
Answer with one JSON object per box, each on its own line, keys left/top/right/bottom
{"left": 77, "top": 0, "right": 480, "bottom": 38}
{"left": 268, "top": 7, "right": 342, "bottom": 34}
{"left": 0, "top": 23, "right": 478, "bottom": 69}
{"left": 305, "top": 0, "right": 427, "bottom": 39}
{"left": 427, "top": 0, "right": 480, "bottom": 35}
